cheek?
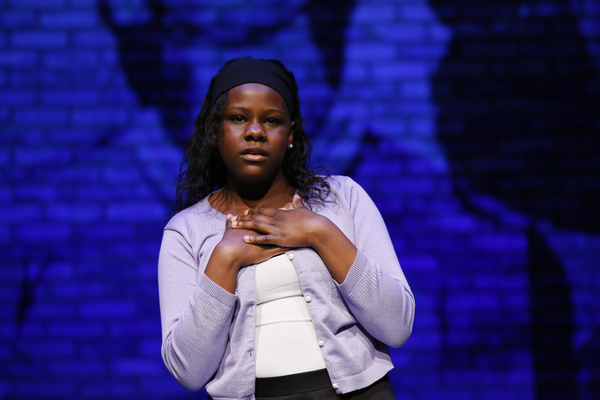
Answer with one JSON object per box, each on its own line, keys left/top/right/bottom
{"left": 217, "top": 138, "right": 230, "bottom": 162}
{"left": 217, "top": 141, "right": 227, "bottom": 161}
{"left": 218, "top": 129, "right": 235, "bottom": 150}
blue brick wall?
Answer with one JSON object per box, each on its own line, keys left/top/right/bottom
{"left": 2, "top": 0, "right": 599, "bottom": 399}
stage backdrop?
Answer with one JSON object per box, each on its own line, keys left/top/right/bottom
{"left": 2, "top": 1, "right": 599, "bottom": 399}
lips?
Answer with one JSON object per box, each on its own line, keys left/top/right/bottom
{"left": 240, "top": 147, "right": 268, "bottom": 162}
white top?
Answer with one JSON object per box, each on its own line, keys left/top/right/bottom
{"left": 254, "top": 253, "right": 326, "bottom": 378}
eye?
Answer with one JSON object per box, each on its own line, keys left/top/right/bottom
{"left": 265, "top": 117, "right": 281, "bottom": 125}
{"left": 228, "top": 115, "right": 246, "bottom": 123}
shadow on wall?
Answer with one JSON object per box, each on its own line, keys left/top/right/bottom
{"left": 99, "top": 0, "right": 356, "bottom": 149}
{"left": 428, "top": 0, "right": 600, "bottom": 398}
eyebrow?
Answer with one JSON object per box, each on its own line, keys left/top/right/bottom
{"left": 225, "top": 106, "right": 286, "bottom": 115}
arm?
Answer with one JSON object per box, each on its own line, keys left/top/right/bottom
{"left": 334, "top": 177, "right": 415, "bottom": 348}
{"left": 158, "top": 227, "right": 237, "bottom": 391}
{"left": 231, "top": 178, "right": 415, "bottom": 347}
{"left": 158, "top": 216, "right": 287, "bottom": 390}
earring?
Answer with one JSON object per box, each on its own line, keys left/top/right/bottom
{"left": 288, "top": 144, "right": 294, "bottom": 149}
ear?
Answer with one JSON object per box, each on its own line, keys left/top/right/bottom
{"left": 206, "top": 122, "right": 219, "bottom": 142}
{"left": 288, "top": 121, "right": 295, "bottom": 147}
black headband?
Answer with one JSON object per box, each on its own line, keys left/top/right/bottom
{"left": 207, "top": 57, "right": 297, "bottom": 116}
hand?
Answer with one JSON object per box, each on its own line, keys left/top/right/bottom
{"left": 230, "top": 195, "right": 325, "bottom": 248}
{"left": 204, "top": 216, "right": 287, "bottom": 293}
{"left": 217, "top": 214, "right": 287, "bottom": 268}
{"left": 232, "top": 195, "right": 358, "bottom": 284}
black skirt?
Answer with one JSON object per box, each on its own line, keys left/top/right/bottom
{"left": 254, "top": 369, "right": 396, "bottom": 400}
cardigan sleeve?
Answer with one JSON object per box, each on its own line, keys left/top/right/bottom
{"left": 335, "top": 177, "right": 415, "bottom": 348}
{"left": 158, "top": 219, "right": 237, "bottom": 391}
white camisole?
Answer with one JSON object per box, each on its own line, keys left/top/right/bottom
{"left": 254, "top": 253, "right": 327, "bottom": 378}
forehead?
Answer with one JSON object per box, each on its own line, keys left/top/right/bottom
{"left": 227, "top": 83, "right": 287, "bottom": 108}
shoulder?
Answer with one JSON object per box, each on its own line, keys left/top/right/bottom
{"left": 325, "top": 175, "right": 369, "bottom": 200}
{"left": 324, "top": 175, "right": 353, "bottom": 191}
{"left": 314, "top": 175, "right": 375, "bottom": 215}
{"left": 164, "top": 196, "right": 224, "bottom": 236}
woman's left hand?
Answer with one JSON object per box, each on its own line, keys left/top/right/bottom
{"left": 230, "top": 195, "right": 323, "bottom": 249}
{"left": 233, "top": 194, "right": 358, "bottom": 284}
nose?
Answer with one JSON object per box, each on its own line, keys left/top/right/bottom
{"left": 244, "top": 122, "right": 266, "bottom": 142}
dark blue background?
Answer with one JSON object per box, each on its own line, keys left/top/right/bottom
{"left": 2, "top": 0, "right": 599, "bottom": 399}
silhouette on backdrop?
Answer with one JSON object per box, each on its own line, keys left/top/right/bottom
{"left": 99, "top": 0, "right": 356, "bottom": 150}
{"left": 429, "top": 0, "right": 600, "bottom": 397}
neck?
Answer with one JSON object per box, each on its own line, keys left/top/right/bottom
{"left": 212, "top": 174, "right": 294, "bottom": 215}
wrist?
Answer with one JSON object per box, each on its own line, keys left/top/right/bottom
{"left": 308, "top": 215, "right": 334, "bottom": 249}
{"left": 204, "top": 243, "right": 241, "bottom": 293}
{"left": 306, "top": 215, "right": 357, "bottom": 284}
{"left": 212, "top": 242, "right": 242, "bottom": 270}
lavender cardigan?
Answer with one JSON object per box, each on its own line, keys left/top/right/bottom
{"left": 158, "top": 176, "right": 415, "bottom": 399}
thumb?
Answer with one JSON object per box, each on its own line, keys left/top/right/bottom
{"left": 292, "top": 194, "right": 305, "bottom": 209}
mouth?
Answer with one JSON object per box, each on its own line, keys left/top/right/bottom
{"left": 240, "top": 147, "right": 268, "bottom": 162}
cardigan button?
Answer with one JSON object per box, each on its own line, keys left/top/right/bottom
{"left": 332, "top": 383, "right": 339, "bottom": 390}
{"left": 317, "top": 340, "right": 324, "bottom": 347}
{"left": 304, "top": 295, "right": 312, "bottom": 303}
{"left": 287, "top": 252, "right": 295, "bottom": 260}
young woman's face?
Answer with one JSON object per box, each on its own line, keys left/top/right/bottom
{"left": 219, "top": 83, "right": 294, "bottom": 185}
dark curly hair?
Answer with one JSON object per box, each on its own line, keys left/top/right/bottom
{"left": 175, "top": 60, "right": 331, "bottom": 212}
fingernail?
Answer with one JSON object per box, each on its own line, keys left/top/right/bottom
{"left": 243, "top": 235, "right": 250, "bottom": 242}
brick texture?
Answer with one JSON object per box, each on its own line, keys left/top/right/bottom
{"left": 1, "top": 0, "right": 599, "bottom": 399}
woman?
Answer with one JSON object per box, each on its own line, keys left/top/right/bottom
{"left": 158, "top": 57, "right": 414, "bottom": 399}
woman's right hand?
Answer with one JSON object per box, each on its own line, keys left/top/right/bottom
{"left": 204, "top": 215, "right": 286, "bottom": 293}
{"left": 220, "top": 214, "right": 287, "bottom": 267}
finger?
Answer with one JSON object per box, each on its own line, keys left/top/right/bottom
{"left": 232, "top": 218, "right": 275, "bottom": 234}
{"left": 244, "top": 207, "right": 278, "bottom": 217}
{"left": 233, "top": 212, "right": 276, "bottom": 224}
{"left": 292, "top": 194, "right": 305, "bottom": 209}
{"left": 243, "top": 234, "right": 281, "bottom": 246}
{"left": 225, "top": 214, "right": 234, "bottom": 228}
